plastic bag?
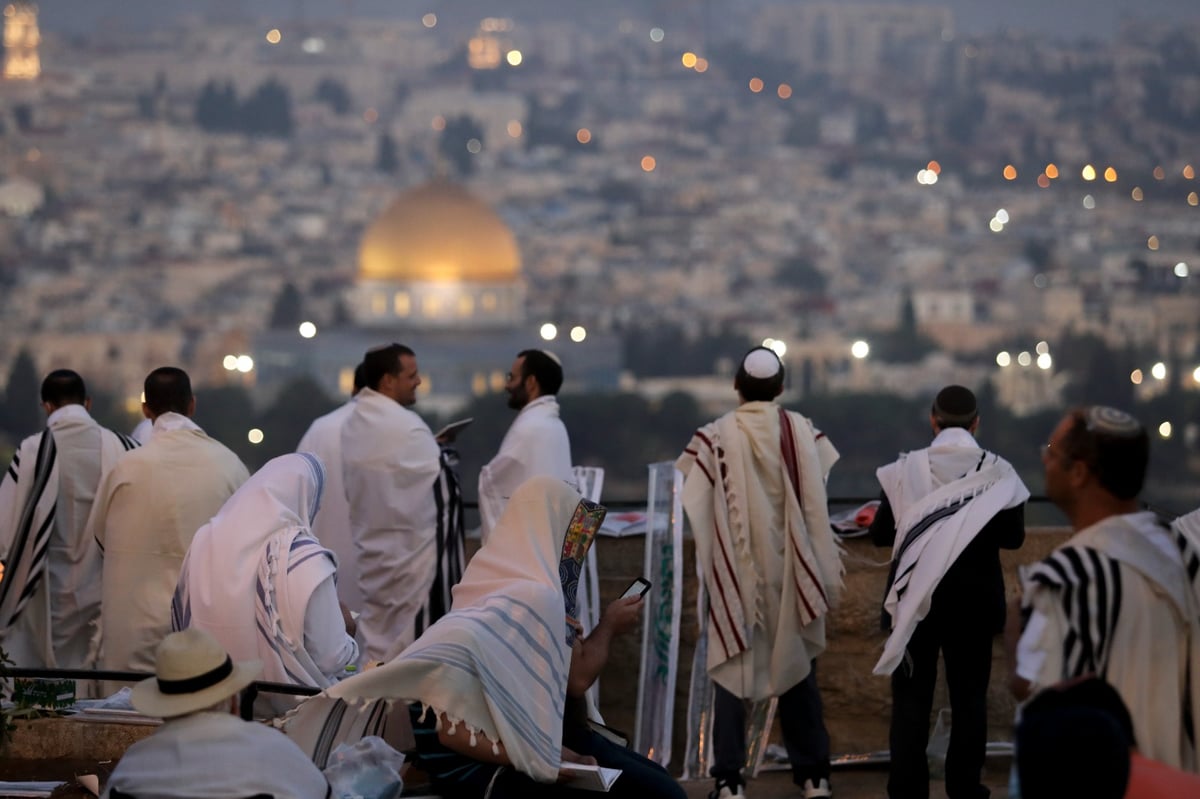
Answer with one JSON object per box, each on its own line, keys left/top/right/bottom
{"left": 322, "top": 735, "right": 406, "bottom": 799}
{"left": 927, "top": 707, "right": 951, "bottom": 780}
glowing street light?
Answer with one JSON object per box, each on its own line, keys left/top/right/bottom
{"left": 222, "top": 355, "right": 238, "bottom": 371}
{"left": 422, "top": 13, "right": 437, "bottom": 28}
{"left": 1036, "top": 353, "right": 1052, "bottom": 370}
{"left": 996, "top": 351, "right": 1011, "bottom": 367}
{"left": 540, "top": 323, "right": 558, "bottom": 341}
{"left": 1193, "top": 365, "right": 1200, "bottom": 384}
{"left": 1151, "top": 362, "right": 1167, "bottom": 380}
{"left": 248, "top": 428, "right": 265, "bottom": 444}
{"left": 236, "top": 355, "right": 255, "bottom": 373}
{"left": 1017, "top": 352, "right": 1032, "bottom": 367}
{"left": 1130, "top": 369, "right": 1143, "bottom": 385}
{"left": 851, "top": 340, "right": 870, "bottom": 359}
{"left": 298, "top": 321, "right": 317, "bottom": 339}
{"left": 265, "top": 28, "right": 282, "bottom": 44}
{"left": 1158, "top": 422, "right": 1172, "bottom": 439}
{"left": 570, "top": 326, "right": 587, "bottom": 343}
{"left": 506, "top": 50, "right": 523, "bottom": 66}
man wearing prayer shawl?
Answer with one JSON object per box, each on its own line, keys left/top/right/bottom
{"left": 173, "top": 453, "right": 359, "bottom": 707}
{"left": 868, "top": 385, "right": 1028, "bottom": 799}
{"left": 316, "top": 476, "right": 685, "bottom": 798}
{"left": 1014, "top": 406, "right": 1200, "bottom": 773}
{"left": 87, "top": 367, "right": 249, "bottom": 678}
{"left": 675, "top": 346, "right": 842, "bottom": 799}
{"left": 296, "top": 362, "right": 365, "bottom": 612}
{"left": 478, "top": 349, "right": 573, "bottom": 543}
{"left": 341, "top": 343, "right": 464, "bottom": 663}
{"left": 103, "top": 628, "right": 329, "bottom": 799}
{"left": 0, "top": 370, "right": 138, "bottom": 668}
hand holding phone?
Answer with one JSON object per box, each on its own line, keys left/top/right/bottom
{"left": 620, "top": 577, "right": 652, "bottom": 600}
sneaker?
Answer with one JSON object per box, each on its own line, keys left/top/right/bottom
{"left": 801, "top": 777, "right": 832, "bottom": 798}
{"left": 709, "top": 778, "right": 746, "bottom": 798}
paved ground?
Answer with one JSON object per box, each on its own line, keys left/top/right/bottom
{"left": 681, "top": 762, "right": 1014, "bottom": 798}
{"left": 3, "top": 758, "right": 1014, "bottom": 798}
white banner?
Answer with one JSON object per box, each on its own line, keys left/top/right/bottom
{"left": 633, "top": 461, "right": 684, "bottom": 768}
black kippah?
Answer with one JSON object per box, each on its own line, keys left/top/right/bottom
{"left": 932, "top": 385, "right": 978, "bottom": 424}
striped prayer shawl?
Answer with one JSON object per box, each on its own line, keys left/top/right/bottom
{"left": 872, "top": 445, "right": 1028, "bottom": 676}
{"left": 0, "top": 431, "right": 59, "bottom": 637}
{"left": 1023, "top": 545, "right": 1124, "bottom": 678}
{"left": 415, "top": 447, "right": 465, "bottom": 640}
{"left": 0, "top": 426, "right": 137, "bottom": 645}
{"left": 322, "top": 478, "right": 587, "bottom": 784}
{"left": 678, "top": 405, "right": 840, "bottom": 690}
{"left": 327, "top": 589, "right": 570, "bottom": 783}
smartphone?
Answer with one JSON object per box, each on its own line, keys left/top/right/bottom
{"left": 621, "top": 577, "right": 652, "bottom": 600}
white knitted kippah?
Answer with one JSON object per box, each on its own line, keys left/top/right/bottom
{"left": 743, "top": 348, "right": 782, "bottom": 379}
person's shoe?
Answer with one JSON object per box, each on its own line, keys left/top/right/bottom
{"left": 708, "top": 777, "right": 746, "bottom": 798}
{"left": 801, "top": 777, "right": 832, "bottom": 798}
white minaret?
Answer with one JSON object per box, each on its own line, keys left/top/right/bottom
{"left": 3, "top": 2, "right": 40, "bottom": 81}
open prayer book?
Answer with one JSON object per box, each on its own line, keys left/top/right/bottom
{"left": 559, "top": 763, "right": 622, "bottom": 792}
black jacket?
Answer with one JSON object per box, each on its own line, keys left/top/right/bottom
{"left": 869, "top": 493, "right": 1026, "bottom": 634}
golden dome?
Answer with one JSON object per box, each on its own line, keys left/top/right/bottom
{"left": 359, "top": 181, "right": 521, "bottom": 284}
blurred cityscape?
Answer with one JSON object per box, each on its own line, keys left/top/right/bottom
{"left": 0, "top": 1, "right": 1197, "bottom": 508}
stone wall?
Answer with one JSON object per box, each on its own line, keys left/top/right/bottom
{"left": 3, "top": 529, "right": 1070, "bottom": 776}
{"left": 584, "top": 529, "right": 1071, "bottom": 766}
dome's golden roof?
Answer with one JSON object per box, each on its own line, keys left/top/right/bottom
{"left": 359, "top": 182, "right": 521, "bottom": 284}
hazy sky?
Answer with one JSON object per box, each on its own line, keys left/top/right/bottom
{"left": 33, "top": 0, "right": 1200, "bottom": 40}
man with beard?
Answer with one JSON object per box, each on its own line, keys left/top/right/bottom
{"left": 478, "top": 349, "right": 573, "bottom": 543}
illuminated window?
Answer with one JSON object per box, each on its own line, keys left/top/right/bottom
{"left": 472, "top": 373, "right": 488, "bottom": 396}
{"left": 458, "top": 295, "right": 475, "bottom": 315}
{"left": 418, "top": 377, "right": 432, "bottom": 395}
{"left": 489, "top": 371, "right": 506, "bottom": 391}
{"left": 338, "top": 368, "right": 354, "bottom": 395}
{"left": 481, "top": 292, "right": 498, "bottom": 311}
{"left": 424, "top": 296, "right": 442, "bottom": 315}
{"left": 371, "top": 293, "right": 386, "bottom": 315}
{"left": 393, "top": 292, "right": 411, "bottom": 316}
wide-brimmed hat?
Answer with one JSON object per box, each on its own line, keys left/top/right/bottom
{"left": 131, "top": 628, "right": 261, "bottom": 719}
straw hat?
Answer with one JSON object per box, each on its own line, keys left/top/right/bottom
{"left": 131, "top": 629, "right": 261, "bottom": 719}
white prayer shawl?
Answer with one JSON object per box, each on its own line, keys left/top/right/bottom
{"left": 341, "top": 388, "right": 441, "bottom": 662}
{"left": 130, "top": 417, "right": 153, "bottom": 445}
{"left": 173, "top": 453, "right": 357, "bottom": 691}
{"left": 0, "top": 405, "right": 137, "bottom": 667}
{"left": 324, "top": 476, "right": 597, "bottom": 784}
{"left": 873, "top": 427, "right": 1029, "bottom": 675}
{"left": 478, "top": 396, "right": 573, "bottom": 543}
{"left": 1019, "top": 510, "right": 1200, "bottom": 771}
{"left": 102, "top": 711, "right": 329, "bottom": 799}
{"left": 88, "top": 412, "right": 249, "bottom": 674}
{"left": 676, "top": 402, "right": 841, "bottom": 701}
{"left": 297, "top": 400, "right": 361, "bottom": 612}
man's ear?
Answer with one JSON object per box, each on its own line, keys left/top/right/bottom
{"left": 142, "top": 402, "right": 153, "bottom": 420}
{"left": 187, "top": 396, "right": 197, "bottom": 417}
{"left": 42, "top": 401, "right": 55, "bottom": 416}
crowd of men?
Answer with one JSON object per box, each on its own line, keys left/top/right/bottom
{"left": 1, "top": 344, "right": 1198, "bottom": 799}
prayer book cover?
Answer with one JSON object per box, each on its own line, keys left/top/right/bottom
{"left": 559, "top": 763, "right": 622, "bottom": 792}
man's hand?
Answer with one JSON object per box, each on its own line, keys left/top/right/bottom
{"left": 340, "top": 602, "right": 357, "bottom": 637}
{"left": 557, "top": 745, "right": 599, "bottom": 783}
{"left": 602, "top": 595, "right": 644, "bottom": 635}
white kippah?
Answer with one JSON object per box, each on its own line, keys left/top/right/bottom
{"left": 743, "top": 348, "right": 782, "bottom": 379}
{"left": 540, "top": 349, "right": 562, "bottom": 367}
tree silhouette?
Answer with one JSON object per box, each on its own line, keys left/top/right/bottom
{"left": 269, "top": 282, "right": 304, "bottom": 329}
{"left": 315, "top": 78, "right": 353, "bottom": 115}
{"left": 376, "top": 132, "right": 400, "bottom": 174}
{"left": 1, "top": 350, "right": 42, "bottom": 440}
{"left": 439, "top": 115, "right": 484, "bottom": 176}
{"left": 242, "top": 79, "right": 294, "bottom": 138}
